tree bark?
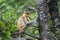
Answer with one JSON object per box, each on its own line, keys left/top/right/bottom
{"left": 36, "top": 0, "right": 57, "bottom": 40}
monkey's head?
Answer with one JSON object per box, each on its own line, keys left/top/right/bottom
{"left": 23, "top": 11, "right": 30, "bottom": 17}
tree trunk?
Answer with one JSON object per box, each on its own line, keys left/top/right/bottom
{"left": 36, "top": 0, "right": 57, "bottom": 40}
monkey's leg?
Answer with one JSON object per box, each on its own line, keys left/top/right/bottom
{"left": 19, "top": 26, "right": 26, "bottom": 33}
{"left": 18, "top": 26, "right": 26, "bottom": 37}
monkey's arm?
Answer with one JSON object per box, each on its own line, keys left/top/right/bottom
{"left": 26, "top": 17, "right": 38, "bottom": 27}
{"left": 28, "top": 18, "right": 31, "bottom": 22}
{"left": 23, "top": 17, "right": 30, "bottom": 24}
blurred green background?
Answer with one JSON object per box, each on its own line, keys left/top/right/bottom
{"left": 0, "top": 0, "right": 60, "bottom": 40}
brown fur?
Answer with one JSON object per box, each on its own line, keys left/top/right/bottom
{"left": 17, "top": 11, "right": 30, "bottom": 32}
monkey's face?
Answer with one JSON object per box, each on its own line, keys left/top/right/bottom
{"left": 25, "top": 11, "right": 30, "bottom": 17}
{"left": 25, "top": 13, "right": 30, "bottom": 17}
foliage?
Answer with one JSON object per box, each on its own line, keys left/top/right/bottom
{"left": 0, "top": 0, "right": 37, "bottom": 40}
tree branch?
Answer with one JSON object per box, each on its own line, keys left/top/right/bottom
{"left": 26, "top": 16, "right": 38, "bottom": 27}
{"left": 11, "top": 31, "right": 41, "bottom": 40}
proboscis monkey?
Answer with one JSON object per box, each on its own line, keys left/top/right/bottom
{"left": 17, "top": 11, "right": 30, "bottom": 33}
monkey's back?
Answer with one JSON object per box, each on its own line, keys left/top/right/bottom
{"left": 17, "top": 16, "right": 26, "bottom": 30}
